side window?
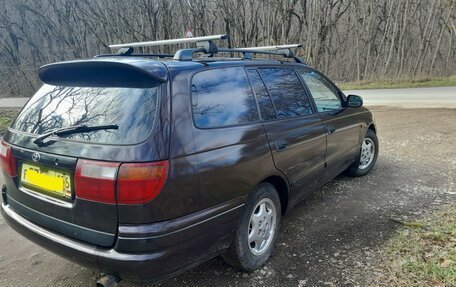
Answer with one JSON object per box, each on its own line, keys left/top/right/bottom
{"left": 191, "top": 67, "right": 259, "bottom": 128}
{"left": 246, "top": 69, "right": 277, "bottom": 121}
{"left": 298, "top": 69, "right": 342, "bottom": 112}
{"left": 258, "top": 68, "right": 312, "bottom": 119}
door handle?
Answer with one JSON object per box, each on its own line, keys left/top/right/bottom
{"left": 326, "top": 125, "right": 336, "bottom": 135}
{"left": 274, "top": 140, "right": 288, "bottom": 152}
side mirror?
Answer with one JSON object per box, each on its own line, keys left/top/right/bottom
{"left": 346, "top": 95, "right": 363, "bottom": 108}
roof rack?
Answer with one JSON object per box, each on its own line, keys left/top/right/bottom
{"left": 94, "top": 53, "right": 174, "bottom": 59}
{"left": 218, "top": 44, "right": 305, "bottom": 63}
{"left": 104, "top": 34, "right": 304, "bottom": 63}
{"left": 109, "top": 34, "right": 228, "bottom": 49}
{"left": 173, "top": 41, "right": 304, "bottom": 63}
{"left": 242, "top": 44, "right": 302, "bottom": 51}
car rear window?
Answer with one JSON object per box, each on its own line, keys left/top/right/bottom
{"left": 12, "top": 84, "right": 159, "bottom": 144}
{"left": 191, "top": 67, "right": 259, "bottom": 128}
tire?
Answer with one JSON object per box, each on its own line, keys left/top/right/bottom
{"left": 346, "top": 129, "right": 379, "bottom": 177}
{"left": 222, "top": 182, "right": 281, "bottom": 271}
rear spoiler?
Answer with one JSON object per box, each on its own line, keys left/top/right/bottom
{"left": 38, "top": 59, "right": 168, "bottom": 88}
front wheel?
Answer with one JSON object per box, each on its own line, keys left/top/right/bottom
{"left": 346, "top": 129, "right": 379, "bottom": 177}
{"left": 222, "top": 183, "right": 281, "bottom": 271}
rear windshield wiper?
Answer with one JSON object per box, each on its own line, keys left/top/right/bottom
{"left": 34, "top": 124, "right": 118, "bottom": 145}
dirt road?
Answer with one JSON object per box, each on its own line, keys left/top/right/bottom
{"left": 0, "top": 106, "right": 455, "bottom": 286}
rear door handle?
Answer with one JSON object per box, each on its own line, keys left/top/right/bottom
{"left": 326, "top": 125, "right": 336, "bottom": 135}
{"left": 274, "top": 140, "right": 288, "bottom": 152}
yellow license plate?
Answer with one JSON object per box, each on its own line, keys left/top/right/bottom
{"left": 20, "top": 163, "right": 72, "bottom": 198}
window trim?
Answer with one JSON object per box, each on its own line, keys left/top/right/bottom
{"left": 189, "top": 65, "right": 262, "bottom": 130}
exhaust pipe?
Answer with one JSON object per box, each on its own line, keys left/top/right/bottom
{"left": 96, "top": 274, "right": 120, "bottom": 287}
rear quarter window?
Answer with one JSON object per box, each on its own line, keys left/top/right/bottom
{"left": 191, "top": 67, "right": 259, "bottom": 128}
{"left": 12, "top": 84, "right": 159, "bottom": 144}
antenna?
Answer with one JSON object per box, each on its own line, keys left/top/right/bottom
{"left": 109, "top": 34, "right": 229, "bottom": 49}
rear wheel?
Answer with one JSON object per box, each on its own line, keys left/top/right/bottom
{"left": 223, "top": 183, "right": 281, "bottom": 271}
{"left": 346, "top": 129, "right": 378, "bottom": 177}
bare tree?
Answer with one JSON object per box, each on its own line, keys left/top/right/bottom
{"left": 0, "top": 0, "right": 455, "bottom": 97}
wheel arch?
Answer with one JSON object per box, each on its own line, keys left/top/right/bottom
{"left": 257, "top": 175, "right": 290, "bottom": 215}
{"left": 368, "top": 122, "right": 376, "bottom": 133}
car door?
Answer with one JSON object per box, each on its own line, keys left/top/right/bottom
{"left": 297, "top": 68, "right": 362, "bottom": 182}
{"left": 246, "top": 67, "right": 327, "bottom": 203}
{"left": 189, "top": 66, "right": 277, "bottom": 208}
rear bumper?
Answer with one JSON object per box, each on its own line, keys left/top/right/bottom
{"left": 1, "top": 199, "right": 244, "bottom": 280}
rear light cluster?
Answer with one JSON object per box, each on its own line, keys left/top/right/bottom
{"left": 0, "top": 141, "right": 17, "bottom": 177}
{"left": 75, "top": 159, "right": 168, "bottom": 205}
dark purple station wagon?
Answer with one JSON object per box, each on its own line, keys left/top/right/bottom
{"left": 0, "top": 35, "right": 378, "bottom": 284}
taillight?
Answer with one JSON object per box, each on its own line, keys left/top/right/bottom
{"left": 75, "top": 160, "right": 120, "bottom": 204}
{"left": 0, "top": 141, "right": 17, "bottom": 177}
{"left": 117, "top": 161, "right": 168, "bottom": 204}
{"left": 75, "top": 159, "right": 168, "bottom": 205}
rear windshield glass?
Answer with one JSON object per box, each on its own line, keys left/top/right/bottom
{"left": 12, "top": 84, "right": 159, "bottom": 144}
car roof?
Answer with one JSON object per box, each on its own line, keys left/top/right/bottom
{"left": 38, "top": 55, "right": 310, "bottom": 87}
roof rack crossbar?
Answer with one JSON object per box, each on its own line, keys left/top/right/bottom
{"left": 173, "top": 47, "right": 292, "bottom": 61}
{"left": 217, "top": 48, "right": 293, "bottom": 57}
{"left": 94, "top": 53, "right": 174, "bottom": 59}
{"left": 109, "top": 34, "right": 229, "bottom": 49}
{"left": 217, "top": 47, "right": 305, "bottom": 64}
{"left": 233, "top": 44, "right": 305, "bottom": 63}
{"left": 241, "top": 44, "right": 302, "bottom": 51}
{"left": 173, "top": 46, "right": 305, "bottom": 63}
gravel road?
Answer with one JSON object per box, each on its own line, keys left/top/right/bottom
{"left": 0, "top": 106, "right": 455, "bottom": 287}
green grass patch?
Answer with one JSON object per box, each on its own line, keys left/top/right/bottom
{"left": 0, "top": 110, "right": 19, "bottom": 134}
{"left": 378, "top": 205, "right": 456, "bottom": 286}
{"left": 338, "top": 75, "right": 456, "bottom": 90}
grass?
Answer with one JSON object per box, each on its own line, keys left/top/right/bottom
{"left": 338, "top": 75, "right": 456, "bottom": 90}
{"left": 0, "top": 110, "right": 19, "bottom": 134}
{"left": 376, "top": 204, "right": 456, "bottom": 286}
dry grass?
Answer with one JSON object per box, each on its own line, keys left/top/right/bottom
{"left": 0, "top": 109, "right": 19, "bottom": 134}
{"left": 339, "top": 76, "right": 456, "bottom": 90}
{"left": 374, "top": 204, "right": 456, "bottom": 286}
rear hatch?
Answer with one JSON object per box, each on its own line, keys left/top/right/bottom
{"left": 1, "top": 59, "right": 169, "bottom": 247}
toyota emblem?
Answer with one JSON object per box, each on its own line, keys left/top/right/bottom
{"left": 32, "top": 152, "right": 41, "bottom": 162}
